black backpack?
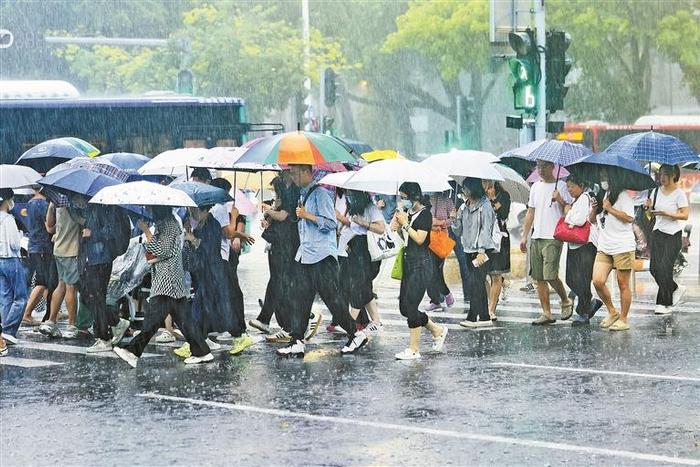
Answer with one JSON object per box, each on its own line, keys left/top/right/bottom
{"left": 108, "top": 207, "right": 132, "bottom": 260}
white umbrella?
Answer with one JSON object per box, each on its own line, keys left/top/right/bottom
{"left": 188, "top": 146, "right": 280, "bottom": 172}
{"left": 138, "top": 148, "right": 210, "bottom": 176}
{"left": 422, "top": 155, "right": 505, "bottom": 181}
{"left": 90, "top": 180, "right": 197, "bottom": 207}
{"left": 317, "top": 171, "right": 355, "bottom": 188}
{"left": 493, "top": 164, "right": 530, "bottom": 204}
{"left": 423, "top": 149, "right": 500, "bottom": 171}
{"left": 333, "top": 159, "right": 451, "bottom": 195}
{"left": 0, "top": 164, "right": 41, "bottom": 188}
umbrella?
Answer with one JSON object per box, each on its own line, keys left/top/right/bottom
{"left": 513, "top": 139, "right": 593, "bottom": 166}
{"left": 604, "top": 131, "right": 700, "bottom": 165}
{"left": 190, "top": 146, "right": 281, "bottom": 172}
{"left": 230, "top": 189, "right": 257, "bottom": 215}
{"left": 493, "top": 164, "right": 530, "bottom": 204}
{"left": 0, "top": 165, "right": 41, "bottom": 188}
{"left": 38, "top": 168, "right": 124, "bottom": 199}
{"left": 234, "top": 131, "right": 356, "bottom": 166}
{"left": 526, "top": 165, "right": 570, "bottom": 183}
{"left": 99, "top": 153, "right": 151, "bottom": 174}
{"left": 90, "top": 181, "right": 197, "bottom": 207}
{"left": 170, "top": 181, "right": 232, "bottom": 207}
{"left": 323, "top": 159, "right": 451, "bottom": 195}
{"left": 138, "top": 148, "right": 210, "bottom": 176}
{"left": 15, "top": 137, "right": 100, "bottom": 173}
{"left": 330, "top": 136, "right": 373, "bottom": 157}
{"left": 568, "top": 152, "right": 656, "bottom": 191}
{"left": 361, "top": 150, "right": 402, "bottom": 162}
{"left": 47, "top": 157, "right": 129, "bottom": 181}
{"left": 421, "top": 150, "right": 503, "bottom": 179}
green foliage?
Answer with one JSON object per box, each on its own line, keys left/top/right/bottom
{"left": 657, "top": 7, "right": 700, "bottom": 102}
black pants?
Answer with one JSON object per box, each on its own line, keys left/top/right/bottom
{"left": 346, "top": 235, "right": 380, "bottom": 309}
{"left": 650, "top": 230, "right": 682, "bottom": 306}
{"left": 80, "top": 264, "right": 116, "bottom": 341}
{"left": 27, "top": 252, "right": 58, "bottom": 321}
{"left": 257, "top": 246, "right": 296, "bottom": 331}
{"left": 565, "top": 243, "right": 596, "bottom": 316}
{"left": 450, "top": 229, "right": 470, "bottom": 301}
{"left": 465, "top": 253, "right": 489, "bottom": 322}
{"left": 227, "top": 250, "right": 246, "bottom": 337}
{"left": 427, "top": 251, "right": 450, "bottom": 304}
{"left": 399, "top": 256, "right": 431, "bottom": 328}
{"left": 126, "top": 295, "right": 209, "bottom": 357}
{"left": 289, "top": 256, "right": 356, "bottom": 342}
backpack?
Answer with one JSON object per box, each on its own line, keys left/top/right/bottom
{"left": 108, "top": 207, "right": 132, "bottom": 260}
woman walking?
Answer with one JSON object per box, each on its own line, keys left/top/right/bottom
{"left": 0, "top": 189, "right": 27, "bottom": 350}
{"left": 424, "top": 191, "right": 455, "bottom": 311}
{"left": 592, "top": 172, "right": 636, "bottom": 331}
{"left": 392, "top": 182, "right": 448, "bottom": 360}
{"left": 484, "top": 180, "right": 511, "bottom": 321}
{"left": 452, "top": 178, "right": 497, "bottom": 328}
{"left": 647, "top": 164, "right": 689, "bottom": 314}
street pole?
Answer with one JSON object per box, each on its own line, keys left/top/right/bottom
{"left": 302, "top": 0, "right": 312, "bottom": 131}
{"left": 534, "top": 0, "right": 546, "bottom": 140}
{"left": 319, "top": 68, "right": 325, "bottom": 133}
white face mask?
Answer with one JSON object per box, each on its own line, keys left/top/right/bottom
{"left": 7, "top": 199, "right": 15, "bottom": 211}
{"left": 600, "top": 181, "right": 609, "bottom": 191}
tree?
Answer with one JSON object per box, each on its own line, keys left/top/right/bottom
{"left": 657, "top": 5, "right": 700, "bottom": 103}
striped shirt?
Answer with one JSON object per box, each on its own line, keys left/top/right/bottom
{"left": 146, "top": 214, "right": 188, "bottom": 299}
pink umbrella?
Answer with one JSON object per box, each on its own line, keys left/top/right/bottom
{"left": 527, "top": 165, "right": 570, "bottom": 183}
{"left": 232, "top": 188, "right": 257, "bottom": 216}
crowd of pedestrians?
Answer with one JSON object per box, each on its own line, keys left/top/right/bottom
{"left": 0, "top": 159, "right": 691, "bottom": 361}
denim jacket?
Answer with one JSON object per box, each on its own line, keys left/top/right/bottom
{"left": 451, "top": 196, "right": 496, "bottom": 254}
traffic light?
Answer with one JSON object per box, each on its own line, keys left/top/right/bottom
{"left": 508, "top": 29, "right": 538, "bottom": 112}
{"left": 324, "top": 67, "right": 337, "bottom": 107}
{"left": 177, "top": 69, "right": 194, "bottom": 95}
{"left": 545, "top": 30, "right": 572, "bottom": 112}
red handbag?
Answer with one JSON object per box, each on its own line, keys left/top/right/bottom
{"left": 553, "top": 217, "right": 590, "bottom": 245}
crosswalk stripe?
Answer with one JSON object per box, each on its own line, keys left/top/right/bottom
{"left": 19, "top": 341, "right": 159, "bottom": 358}
{"left": 0, "top": 356, "right": 64, "bottom": 368}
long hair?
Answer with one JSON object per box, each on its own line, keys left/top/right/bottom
{"left": 346, "top": 190, "right": 372, "bottom": 216}
{"left": 462, "top": 177, "right": 486, "bottom": 200}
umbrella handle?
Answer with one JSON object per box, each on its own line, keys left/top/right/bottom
{"left": 550, "top": 165, "right": 561, "bottom": 207}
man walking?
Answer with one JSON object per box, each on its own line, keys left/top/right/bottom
{"left": 520, "top": 160, "right": 574, "bottom": 324}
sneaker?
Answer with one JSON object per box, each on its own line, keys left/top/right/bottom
{"left": 520, "top": 283, "right": 536, "bottom": 293}
{"left": 599, "top": 313, "right": 620, "bottom": 329}
{"left": 1, "top": 333, "right": 18, "bottom": 345}
{"left": 62, "top": 325, "right": 78, "bottom": 339}
{"left": 184, "top": 353, "right": 214, "bottom": 364}
{"left": 86, "top": 339, "right": 113, "bottom": 353}
{"left": 38, "top": 320, "right": 57, "bottom": 337}
{"left": 445, "top": 293, "right": 455, "bottom": 308}
{"left": 174, "top": 342, "right": 192, "bottom": 358}
{"left": 113, "top": 347, "right": 138, "bottom": 368}
{"left": 277, "top": 340, "right": 305, "bottom": 358}
{"left": 423, "top": 302, "right": 445, "bottom": 312}
{"left": 571, "top": 314, "right": 590, "bottom": 327}
{"left": 672, "top": 285, "right": 687, "bottom": 306}
{"left": 155, "top": 330, "right": 176, "bottom": 343}
{"left": 0, "top": 344, "right": 7, "bottom": 357}
{"left": 326, "top": 324, "right": 346, "bottom": 334}
{"left": 111, "top": 318, "right": 131, "bottom": 345}
{"left": 363, "top": 321, "right": 383, "bottom": 336}
{"left": 304, "top": 311, "right": 323, "bottom": 341}
{"left": 340, "top": 331, "right": 368, "bottom": 355}
{"left": 609, "top": 320, "right": 630, "bottom": 331}
{"left": 265, "top": 330, "right": 292, "bottom": 343}
{"left": 21, "top": 318, "right": 41, "bottom": 327}
{"left": 588, "top": 299, "right": 604, "bottom": 318}
{"left": 531, "top": 315, "right": 556, "bottom": 326}
{"left": 560, "top": 300, "right": 574, "bottom": 321}
{"left": 395, "top": 348, "right": 421, "bottom": 360}
{"left": 172, "top": 328, "right": 185, "bottom": 340}
{"left": 248, "top": 319, "right": 271, "bottom": 334}
{"left": 654, "top": 304, "right": 672, "bottom": 315}
{"left": 205, "top": 338, "right": 221, "bottom": 350}
{"left": 229, "top": 334, "right": 254, "bottom": 355}
{"left": 215, "top": 332, "right": 234, "bottom": 342}
{"left": 460, "top": 319, "right": 493, "bottom": 328}
{"left": 431, "top": 326, "right": 448, "bottom": 353}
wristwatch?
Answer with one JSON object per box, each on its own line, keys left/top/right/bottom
{"left": 402, "top": 224, "right": 410, "bottom": 233}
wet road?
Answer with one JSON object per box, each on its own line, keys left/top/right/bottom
{"left": 2, "top": 246, "right": 700, "bottom": 466}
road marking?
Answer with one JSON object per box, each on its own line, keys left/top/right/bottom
{"left": 0, "top": 356, "right": 64, "bottom": 368}
{"left": 137, "top": 393, "right": 700, "bottom": 466}
{"left": 20, "top": 341, "right": 159, "bottom": 358}
{"left": 492, "top": 362, "right": 700, "bottom": 383}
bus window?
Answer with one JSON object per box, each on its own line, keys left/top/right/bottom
{"left": 216, "top": 139, "right": 237, "bottom": 147}
{"left": 184, "top": 139, "right": 207, "bottom": 148}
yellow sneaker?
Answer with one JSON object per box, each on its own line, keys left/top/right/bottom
{"left": 229, "top": 334, "right": 254, "bottom": 355}
{"left": 174, "top": 342, "right": 191, "bottom": 358}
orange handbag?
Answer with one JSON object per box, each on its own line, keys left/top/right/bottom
{"left": 428, "top": 229, "right": 456, "bottom": 258}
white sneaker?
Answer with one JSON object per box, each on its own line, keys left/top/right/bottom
{"left": 172, "top": 328, "right": 185, "bottom": 340}
{"left": 86, "top": 339, "right": 113, "bottom": 353}
{"left": 363, "top": 321, "right": 383, "bottom": 337}
{"left": 654, "top": 304, "right": 672, "bottom": 315}
{"left": 1, "top": 333, "right": 18, "bottom": 345}
{"left": 265, "top": 330, "right": 292, "bottom": 343}
{"left": 459, "top": 319, "right": 494, "bottom": 328}
{"left": 395, "top": 348, "right": 421, "bottom": 360}
{"left": 672, "top": 285, "right": 686, "bottom": 306}
{"left": 205, "top": 338, "right": 221, "bottom": 350}
{"left": 215, "top": 332, "right": 234, "bottom": 342}
{"left": 62, "top": 325, "right": 78, "bottom": 339}
{"left": 431, "top": 326, "right": 448, "bottom": 353}
{"left": 340, "top": 331, "right": 368, "bottom": 355}
{"left": 276, "top": 340, "right": 305, "bottom": 358}
{"left": 248, "top": 319, "right": 271, "bottom": 334}
{"left": 111, "top": 318, "right": 130, "bottom": 345}
{"left": 304, "top": 310, "right": 323, "bottom": 341}
{"left": 113, "top": 347, "right": 138, "bottom": 368}
{"left": 155, "top": 330, "right": 176, "bottom": 343}
{"left": 184, "top": 353, "right": 214, "bottom": 364}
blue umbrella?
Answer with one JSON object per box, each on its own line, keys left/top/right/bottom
{"left": 169, "top": 181, "right": 232, "bottom": 207}
{"left": 604, "top": 131, "right": 700, "bottom": 165}
{"left": 15, "top": 137, "right": 100, "bottom": 173}
{"left": 568, "top": 153, "right": 656, "bottom": 191}
{"left": 100, "top": 153, "right": 151, "bottom": 173}
{"left": 38, "top": 168, "right": 123, "bottom": 199}
{"left": 500, "top": 139, "right": 593, "bottom": 179}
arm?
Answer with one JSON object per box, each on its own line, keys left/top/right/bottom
{"left": 476, "top": 206, "right": 497, "bottom": 252}
{"left": 655, "top": 206, "right": 689, "bottom": 221}
{"left": 520, "top": 208, "right": 535, "bottom": 251}
{"left": 297, "top": 190, "right": 337, "bottom": 233}
{"left": 565, "top": 196, "right": 590, "bottom": 227}
{"left": 45, "top": 202, "right": 56, "bottom": 234}
{"left": 450, "top": 206, "right": 464, "bottom": 237}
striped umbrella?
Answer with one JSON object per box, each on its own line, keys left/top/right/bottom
{"left": 234, "top": 131, "right": 357, "bottom": 166}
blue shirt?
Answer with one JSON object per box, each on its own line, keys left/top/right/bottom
{"left": 295, "top": 184, "right": 338, "bottom": 264}
{"left": 26, "top": 197, "right": 52, "bottom": 254}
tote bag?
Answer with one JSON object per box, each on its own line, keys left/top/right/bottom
{"left": 367, "top": 226, "right": 404, "bottom": 262}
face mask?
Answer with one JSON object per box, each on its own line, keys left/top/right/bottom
{"left": 600, "top": 181, "right": 609, "bottom": 191}
{"left": 7, "top": 200, "right": 15, "bottom": 211}
{"left": 401, "top": 199, "right": 413, "bottom": 211}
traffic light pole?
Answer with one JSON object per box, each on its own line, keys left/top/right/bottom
{"left": 534, "top": 0, "right": 546, "bottom": 140}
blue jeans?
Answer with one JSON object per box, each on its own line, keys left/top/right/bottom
{"left": 0, "top": 257, "right": 28, "bottom": 337}
{"left": 449, "top": 229, "right": 470, "bottom": 301}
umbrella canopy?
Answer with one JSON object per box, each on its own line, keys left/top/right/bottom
{"left": 138, "top": 148, "right": 210, "bottom": 176}
{"left": 361, "top": 149, "right": 402, "bottom": 162}
{"left": 604, "top": 131, "right": 700, "bottom": 165}
{"left": 234, "top": 131, "right": 357, "bottom": 166}
{"left": 682, "top": 160, "right": 700, "bottom": 171}
{"left": 422, "top": 150, "right": 503, "bottom": 179}
{"left": 494, "top": 164, "right": 530, "bottom": 204}
{"left": 509, "top": 139, "right": 593, "bottom": 166}
{"left": 330, "top": 136, "right": 373, "bottom": 157}
{"left": 527, "top": 165, "right": 570, "bottom": 183}
{"left": 325, "top": 159, "right": 451, "bottom": 195}
{"left": 15, "top": 137, "right": 100, "bottom": 173}
{"left": 230, "top": 189, "right": 257, "bottom": 215}
{"left": 47, "top": 157, "right": 129, "bottom": 181}
{"left": 191, "top": 146, "right": 281, "bottom": 172}
{"left": 170, "top": 181, "right": 232, "bottom": 207}
{"left": 568, "top": 152, "right": 656, "bottom": 191}
{"left": 90, "top": 181, "right": 197, "bottom": 207}
{"left": 0, "top": 165, "right": 41, "bottom": 189}
{"left": 99, "top": 153, "right": 151, "bottom": 173}
{"left": 39, "top": 168, "right": 123, "bottom": 199}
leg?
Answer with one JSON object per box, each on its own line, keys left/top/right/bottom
{"left": 398, "top": 262, "right": 430, "bottom": 352}
{"left": 616, "top": 270, "right": 633, "bottom": 321}
{"left": 256, "top": 251, "right": 279, "bottom": 325}
{"left": 288, "top": 262, "right": 316, "bottom": 342}
{"left": 169, "top": 297, "right": 210, "bottom": 357}
{"left": 592, "top": 260, "right": 617, "bottom": 316}
{"left": 426, "top": 252, "right": 444, "bottom": 305}
{"left": 488, "top": 273, "right": 502, "bottom": 318}
{"left": 536, "top": 281, "right": 552, "bottom": 318}
{"left": 0, "top": 258, "right": 28, "bottom": 337}
{"left": 315, "top": 257, "right": 356, "bottom": 338}
{"left": 126, "top": 295, "right": 172, "bottom": 357}
{"left": 228, "top": 251, "right": 246, "bottom": 336}
{"left": 649, "top": 231, "right": 681, "bottom": 306}
{"left": 81, "top": 264, "right": 113, "bottom": 341}
{"left": 449, "top": 229, "right": 469, "bottom": 301}
{"left": 466, "top": 255, "right": 489, "bottom": 322}
{"left": 49, "top": 281, "right": 66, "bottom": 322}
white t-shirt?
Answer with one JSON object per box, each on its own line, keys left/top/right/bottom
{"left": 210, "top": 202, "right": 232, "bottom": 261}
{"left": 651, "top": 187, "right": 688, "bottom": 235}
{"left": 563, "top": 192, "right": 597, "bottom": 250}
{"left": 528, "top": 181, "right": 572, "bottom": 239}
{"left": 596, "top": 191, "right": 636, "bottom": 255}
{"left": 350, "top": 205, "right": 384, "bottom": 235}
